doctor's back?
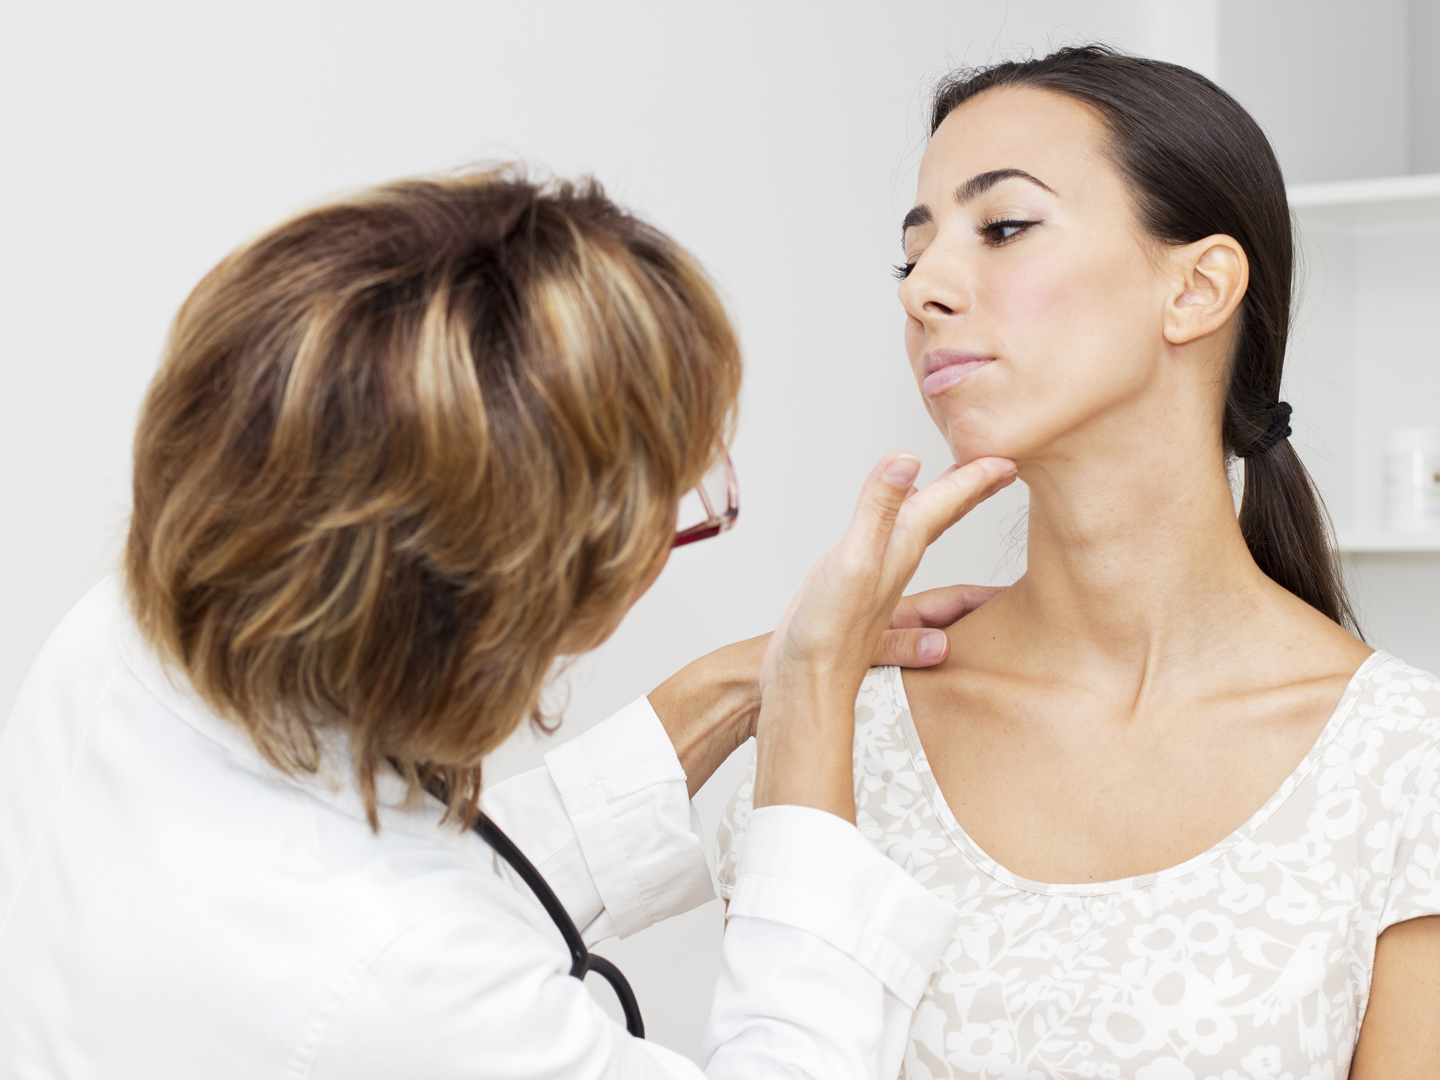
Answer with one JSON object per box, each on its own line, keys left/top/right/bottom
{"left": 0, "top": 577, "right": 569, "bottom": 1078}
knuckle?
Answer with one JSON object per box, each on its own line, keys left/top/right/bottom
{"left": 873, "top": 632, "right": 908, "bottom": 665}
{"left": 833, "top": 546, "right": 871, "bottom": 580}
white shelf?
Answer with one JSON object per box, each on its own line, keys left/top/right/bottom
{"left": 1289, "top": 172, "right": 1440, "bottom": 208}
{"left": 1289, "top": 172, "right": 1440, "bottom": 225}
{"left": 1337, "top": 531, "right": 1440, "bottom": 554}
{"left": 1288, "top": 175, "right": 1440, "bottom": 672}
{"left": 1284, "top": 174, "right": 1440, "bottom": 549}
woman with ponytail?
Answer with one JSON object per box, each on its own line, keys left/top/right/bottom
{"left": 719, "top": 46, "right": 1439, "bottom": 1078}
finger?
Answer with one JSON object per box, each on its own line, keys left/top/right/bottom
{"left": 890, "top": 583, "right": 1006, "bottom": 629}
{"left": 875, "top": 458, "right": 1015, "bottom": 603}
{"left": 872, "top": 627, "right": 950, "bottom": 668}
{"left": 891, "top": 457, "right": 1016, "bottom": 558}
{"left": 835, "top": 451, "right": 922, "bottom": 568}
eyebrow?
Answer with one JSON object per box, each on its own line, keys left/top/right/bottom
{"left": 901, "top": 168, "right": 1056, "bottom": 236}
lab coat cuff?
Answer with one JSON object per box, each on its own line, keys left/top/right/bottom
{"left": 727, "top": 804, "right": 958, "bottom": 1008}
{"left": 480, "top": 767, "right": 609, "bottom": 933}
{"left": 544, "top": 696, "right": 715, "bottom": 938}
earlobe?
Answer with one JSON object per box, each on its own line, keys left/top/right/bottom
{"left": 1163, "top": 235, "right": 1248, "bottom": 346}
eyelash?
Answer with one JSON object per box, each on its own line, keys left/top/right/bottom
{"left": 980, "top": 218, "right": 1040, "bottom": 245}
{"left": 893, "top": 218, "right": 1041, "bottom": 280}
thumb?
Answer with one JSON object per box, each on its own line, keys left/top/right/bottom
{"left": 839, "top": 451, "right": 923, "bottom": 565}
{"left": 872, "top": 627, "right": 950, "bottom": 668}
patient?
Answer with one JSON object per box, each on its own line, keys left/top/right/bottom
{"left": 718, "top": 46, "right": 1440, "bottom": 1079}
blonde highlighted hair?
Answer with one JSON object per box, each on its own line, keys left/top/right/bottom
{"left": 125, "top": 168, "right": 741, "bottom": 825}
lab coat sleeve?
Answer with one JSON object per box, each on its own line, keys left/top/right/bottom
{"left": 473, "top": 698, "right": 959, "bottom": 1077}
{"left": 308, "top": 800, "right": 956, "bottom": 1079}
{"left": 305, "top": 897, "right": 712, "bottom": 1080}
{"left": 705, "top": 804, "right": 960, "bottom": 1078}
{"left": 480, "top": 697, "right": 715, "bottom": 944}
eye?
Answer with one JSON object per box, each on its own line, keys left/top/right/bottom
{"left": 892, "top": 260, "right": 917, "bottom": 281}
{"left": 979, "top": 218, "right": 1040, "bottom": 246}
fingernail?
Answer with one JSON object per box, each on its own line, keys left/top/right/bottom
{"left": 917, "top": 631, "right": 947, "bottom": 661}
{"left": 884, "top": 454, "right": 921, "bottom": 487}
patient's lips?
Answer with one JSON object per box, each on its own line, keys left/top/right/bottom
{"left": 922, "top": 349, "right": 994, "bottom": 398}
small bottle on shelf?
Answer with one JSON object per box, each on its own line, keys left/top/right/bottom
{"left": 1385, "top": 426, "right": 1440, "bottom": 533}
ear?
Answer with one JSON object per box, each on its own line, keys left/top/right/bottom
{"left": 1162, "top": 234, "right": 1248, "bottom": 347}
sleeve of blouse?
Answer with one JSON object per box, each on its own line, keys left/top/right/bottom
{"left": 713, "top": 743, "right": 756, "bottom": 902}
{"left": 482, "top": 696, "right": 716, "bottom": 946}
{"left": 1378, "top": 722, "right": 1440, "bottom": 935}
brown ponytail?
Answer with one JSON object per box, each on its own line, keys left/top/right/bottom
{"left": 931, "top": 45, "right": 1360, "bottom": 633}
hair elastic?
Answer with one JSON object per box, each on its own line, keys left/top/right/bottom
{"left": 1243, "top": 401, "right": 1292, "bottom": 458}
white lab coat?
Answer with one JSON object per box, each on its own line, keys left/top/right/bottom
{"left": 0, "top": 579, "right": 958, "bottom": 1078}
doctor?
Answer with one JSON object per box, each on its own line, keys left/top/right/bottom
{"left": 0, "top": 169, "right": 1016, "bottom": 1078}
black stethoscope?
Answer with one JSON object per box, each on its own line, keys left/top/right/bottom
{"left": 422, "top": 773, "right": 645, "bottom": 1038}
{"left": 469, "top": 812, "right": 644, "bottom": 1037}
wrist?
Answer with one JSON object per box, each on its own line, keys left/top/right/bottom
{"left": 758, "top": 664, "right": 862, "bottom": 729}
{"left": 751, "top": 677, "right": 860, "bottom": 823}
{"left": 648, "top": 634, "right": 767, "bottom": 798}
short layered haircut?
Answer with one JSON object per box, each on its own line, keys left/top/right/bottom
{"left": 125, "top": 169, "right": 741, "bottom": 826}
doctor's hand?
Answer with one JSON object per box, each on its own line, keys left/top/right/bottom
{"left": 752, "top": 451, "right": 1016, "bottom": 821}
{"left": 649, "top": 583, "right": 1003, "bottom": 799}
{"left": 874, "top": 581, "right": 1005, "bottom": 666}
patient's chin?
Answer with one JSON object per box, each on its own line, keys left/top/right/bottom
{"left": 945, "top": 437, "right": 1017, "bottom": 470}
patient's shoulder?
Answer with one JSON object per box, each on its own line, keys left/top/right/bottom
{"left": 852, "top": 664, "right": 911, "bottom": 759}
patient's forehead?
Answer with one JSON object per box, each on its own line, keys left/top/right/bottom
{"left": 918, "top": 87, "right": 1121, "bottom": 212}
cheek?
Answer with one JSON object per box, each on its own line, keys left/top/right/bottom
{"left": 934, "top": 249, "right": 1161, "bottom": 461}
{"left": 992, "top": 249, "right": 1155, "bottom": 398}
{"left": 904, "top": 317, "right": 925, "bottom": 372}
{"left": 903, "top": 316, "right": 950, "bottom": 434}
{"left": 992, "top": 257, "right": 1094, "bottom": 349}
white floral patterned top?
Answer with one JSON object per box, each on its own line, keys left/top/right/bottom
{"left": 716, "top": 652, "right": 1440, "bottom": 1080}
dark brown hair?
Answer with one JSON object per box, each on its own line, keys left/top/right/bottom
{"left": 932, "top": 45, "right": 1358, "bottom": 631}
{"left": 126, "top": 168, "right": 741, "bottom": 826}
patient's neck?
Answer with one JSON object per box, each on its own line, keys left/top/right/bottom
{"left": 999, "top": 420, "right": 1268, "bottom": 690}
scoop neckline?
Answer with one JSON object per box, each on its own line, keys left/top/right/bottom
{"left": 885, "top": 649, "right": 1388, "bottom": 897}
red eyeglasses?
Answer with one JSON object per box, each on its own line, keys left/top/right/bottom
{"left": 673, "top": 455, "right": 739, "bottom": 548}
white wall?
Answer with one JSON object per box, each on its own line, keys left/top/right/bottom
{"left": 1411, "top": 0, "right": 1440, "bottom": 172}
{"left": 1, "top": 0, "right": 1434, "bottom": 1061}
{"left": 1217, "top": 0, "right": 1410, "bottom": 183}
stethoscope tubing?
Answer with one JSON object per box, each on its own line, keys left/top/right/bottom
{"left": 468, "top": 811, "right": 645, "bottom": 1038}
{"left": 421, "top": 774, "right": 644, "bottom": 1038}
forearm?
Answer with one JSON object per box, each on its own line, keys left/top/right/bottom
{"left": 646, "top": 578, "right": 1005, "bottom": 802}
{"left": 648, "top": 634, "right": 767, "bottom": 798}
{"left": 751, "top": 672, "right": 859, "bottom": 823}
